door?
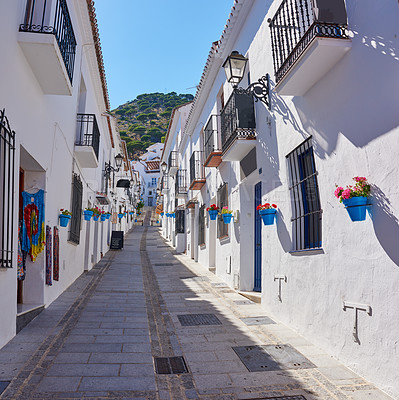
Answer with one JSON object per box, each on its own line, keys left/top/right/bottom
{"left": 254, "top": 182, "right": 262, "bottom": 292}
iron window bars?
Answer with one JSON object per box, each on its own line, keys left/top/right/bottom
{"left": 204, "top": 115, "right": 221, "bottom": 162}
{"left": 221, "top": 89, "right": 256, "bottom": 154}
{"left": 0, "top": 109, "right": 16, "bottom": 268}
{"left": 168, "top": 151, "right": 178, "bottom": 172}
{"left": 19, "top": 0, "right": 77, "bottom": 83}
{"left": 76, "top": 114, "right": 100, "bottom": 161}
{"left": 175, "top": 169, "right": 187, "bottom": 196}
{"left": 286, "top": 137, "right": 322, "bottom": 251}
{"left": 175, "top": 209, "right": 185, "bottom": 234}
{"left": 217, "top": 183, "right": 229, "bottom": 239}
{"left": 198, "top": 204, "right": 205, "bottom": 246}
{"left": 189, "top": 151, "right": 205, "bottom": 187}
{"left": 161, "top": 175, "right": 169, "bottom": 191}
{"left": 269, "top": 0, "right": 349, "bottom": 85}
{"left": 68, "top": 173, "right": 83, "bottom": 244}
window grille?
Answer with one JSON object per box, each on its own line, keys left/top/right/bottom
{"left": 198, "top": 205, "right": 205, "bottom": 246}
{"left": 76, "top": 114, "right": 100, "bottom": 161}
{"left": 204, "top": 115, "right": 220, "bottom": 162}
{"left": 68, "top": 173, "right": 83, "bottom": 244}
{"left": 217, "top": 183, "right": 228, "bottom": 238}
{"left": 0, "top": 109, "right": 16, "bottom": 268}
{"left": 175, "top": 209, "right": 185, "bottom": 234}
{"left": 286, "top": 137, "right": 322, "bottom": 250}
{"left": 175, "top": 169, "right": 187, "bottom": 195}
{"left": 168, "top": 151, "right": 178, "bottom": 172}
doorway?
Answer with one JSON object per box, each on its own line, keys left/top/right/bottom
{"left": 254, "top": 182, "right": 262, "bottom": 292}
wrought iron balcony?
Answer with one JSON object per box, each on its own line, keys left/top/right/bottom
{"left": 75, "top": 114, "right": 100, "bottom": 168}
{"left": 189, "top": 151, "right": 206, "bottom": 190}
{"left": 18, "top": 0, "right": 77, "bottom": 94}
{"left": 269, "top": 0, "right": 351, "bottom": 95}
{"left": 204, "top": 115, "right": 222, "bottom": 168}
{"left": 175, "top": 169, "right": 187, "bottom": 198}
{"left": 168, "top": 151, "right": 178, "bottom": 175}
{"left": 220, "top": 89, "right": 256, "bottom": 161}
{"left": 161, "top": 175, "right": 169, "bottom": 193}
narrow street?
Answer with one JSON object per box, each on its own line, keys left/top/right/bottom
{"left": 0, "top": 213, "right": 392, "bottom": 400}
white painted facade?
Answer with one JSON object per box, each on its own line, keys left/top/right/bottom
{"left": 161, "top": 0, "right": 399, "bottom": 397}
{"left": 0, "top": 0, "right": 137, "bottom": 349}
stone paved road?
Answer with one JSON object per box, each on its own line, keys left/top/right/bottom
{"left": 0, "top": 213, "right": 394, "bottom": 399}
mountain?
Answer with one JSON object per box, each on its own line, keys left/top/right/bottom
{"left": 112, "top": 92, "right": 194, "bottom": 159}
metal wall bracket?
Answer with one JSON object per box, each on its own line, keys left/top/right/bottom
{"left": 236, "top": 74, "right": 271, "bottom": 110}
{"left": 343, "top": 301, "right": 372, "bottom": 344}
{"left": 274, "top": 274, "right": 287, "bottom": 302}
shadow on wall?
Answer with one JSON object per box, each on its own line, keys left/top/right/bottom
{"left": 275, "top": 208, "right": 292, "bottom": 253}
{"left": 291, "top": 5, "right": 399, "bottom": 159}
{"left": 369, "top": 185, "right": 399, "bottom": 267}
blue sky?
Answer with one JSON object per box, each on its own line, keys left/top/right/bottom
{"left": 94, "top": 0, "right": 234, "bottom": 109}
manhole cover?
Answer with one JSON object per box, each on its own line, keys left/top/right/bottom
{"left": 154, "top": 356, "right": 188, "bottom": 374}
{"left": 240, "top": 316, "right": 275, "bottom": 325}
{"left": 0, "top": 381, "right": 10, "bottom": 395}
{"left": 234, "top": 300, "right": 254, "bottom": 305}
{"left": 232, "top": 345, "right": 316, "bottom": 372}
{"left": 177, "top": 313, "right": 222, "bottom": 326}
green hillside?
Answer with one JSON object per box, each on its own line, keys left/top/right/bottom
{"left": 112, "top": 92, "right": 193, "bottom": 159}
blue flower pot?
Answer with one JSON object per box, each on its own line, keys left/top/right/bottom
{"left": 105, "top": 214, "right": 111, "bottom": 220}
{"left": 172, "top": 213, "right": 175, "bottom": 218}
{"left": 222, "top": 214, "right": 233, "bottom": 224}
{"left": 100, "top": 214, "right": 106, "bottom": 222}
{"left": 259, "top": 209, "right": 277, "bottom": 225}
{"left": 161, "top": 212, "right": 164, "bottom": 217}
{"left": 208, "top": 210, "right": 218, "bottom": 220}
{"left": 93, "top": 214, "right": 100, "bottom": 221}
{"left": 343, "top": 196, "right": 369, "bottom": 221}
{"left": 83, "top": 210, "right": 93, "bottom": 221}
{"left": 118, "top": 213, "right": 123, "bottom": 219}
{"left": 156, "top": 220, "right": 159, "bottom": 224}
{"left": 59, "top": 214, "right": 71, "bottom": 227}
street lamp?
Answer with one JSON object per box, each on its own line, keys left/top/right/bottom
{"left": 104, "top": 153, "right": 124, "bottom": 175}
{"left": 161, "top": 161, "right": 167, "bottom": 174}
{"left": 222, "top": 51, "right": 271, "bottom": 109}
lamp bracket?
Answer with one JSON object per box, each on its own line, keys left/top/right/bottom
{"left": 236, "top": 74, "right": 271, "bottom": 110}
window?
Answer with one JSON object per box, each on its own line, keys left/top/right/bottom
{"left": 286, "top": 137, "right": 322, "bottom": 251}
{"left": 217, "top": 183, "right": 228, "bottom": 238}
{"left": 175, "top": 209, "right": 185, "bottom": 234}
{"left": 198, "top": 204, "right": 205, "bottom": 246}
{"left": 68, "top": 173, "right": 83, "bottom": 244}
{"left": 152, "top": 177, "right": 157, "bottom": 185}
{"left": 0, "top": 109, "right": 16, "bottom": 268}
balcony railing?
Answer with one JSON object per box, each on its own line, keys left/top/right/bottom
{"left": 269, "top": 0, "right": 350, "bottom": 88}
{"left": 19, "top": 0, "right": 77, "bottom": 83}
{"left": 220, "top": 89, "right": 256, "bottom": 160}
{"left": 161, "top": 175, "right": 169, "bottom": 191}
{"left": 189, "top": 151, "right": 206, "bottom": 190}
{"left": 76, "top": 114, "right": 100, "bottom": 161}
{"left": 175, "top": 169, "right": 187, "bottom": 197}
{"left": 204, "top": 115, "right": 222, "bottom": 167}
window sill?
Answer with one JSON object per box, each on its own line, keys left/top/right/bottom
{"left": 289, "top": 248, "right": 324, "bottom": 256}
{"left": 200, "top": 243, "right": 206, "bottom": 249}
{"left": 218, "top": 235, "right": 230, "bottom": 245}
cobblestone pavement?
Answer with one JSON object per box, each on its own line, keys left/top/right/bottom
{"left": 0, "top": 213, "right": 394, "bottom": 399}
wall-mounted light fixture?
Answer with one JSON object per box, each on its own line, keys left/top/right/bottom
{"left": 104, "top": 153, "right": 124, "bottom": 176}
{"left": 223, "top": 51, "right": 271, "bottom": 109}
{"left": 161, "top": 161, "right": 167, "bottom": 174}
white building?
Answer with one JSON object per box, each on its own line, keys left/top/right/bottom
{"left": 0, "top": 0, "right": 138, "bottom": 349}
{"left": 160, "top": 0, "right": 399, "bottom": 397}
{"left": 132, "top": 143, "right": 164, "bottom": 207}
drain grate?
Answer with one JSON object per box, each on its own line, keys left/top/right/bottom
{"left": 154, "top": 356, "right": 188, "bottom": 374}
{"left": 178, "top": 313, "right": 222, "bottom": 326}
{"left": 0, "top": 381, "right": 10, "bottom": 395}
{"left": 240, "top": 316, "right": 276, "bottom": 326}
{"left": 232, "top": 345, "right": 316, "bottom": 372}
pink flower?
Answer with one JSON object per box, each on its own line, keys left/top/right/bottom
{"left": 341, "top": 188, "right": 351, "bottom": 200}
{"left": 334, "top": 187, "right": 343, "bottom": 198}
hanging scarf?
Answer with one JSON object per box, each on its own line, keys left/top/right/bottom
{"left": 53, "top": 226, "right": 59, "bottom": 281}
{"left": 21, "top": 190, "right": 45, "bottom": 262}
{"left": 46, "top": 225, "right": 52, "bottom": 286}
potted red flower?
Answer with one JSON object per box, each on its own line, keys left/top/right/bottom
{"left": 206, "top": 204, "right": 218, "bottom": 220}
{"left": 257, "top": 203, "right": 277, "bottom": 225}
{"left": 59, "top": 209, "right": 72, "bottom": 227}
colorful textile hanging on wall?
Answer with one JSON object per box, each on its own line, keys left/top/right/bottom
{"left": 21, "top": 189, "right": 45, "bottom": 262}
{"left": 17, "top": 224, "right": 27, "bottom": 281}
{"left": 53, "top": 226, "right": 59, "bottom": 281}
{"left": 46, "top": 225, "right": 52, "bottom": 286}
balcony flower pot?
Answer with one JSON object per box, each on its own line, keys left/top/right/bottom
{"left": 118, "top": 213, "right": 123, "bottom": 219}
{"left": 134, "top": 218, "right": 137, "bottom": 222}
{"left": 100, "top": 214, "right": 107, "bottom": 222}
{"left": 222, "top": 214, "right": 233, "bottom": 224}
{"left": 172, "top": 213, "right": 175, "bottom": 218}
{"left": 93, "top": 214, "right": 100, "bottom": 221}
{"left": 342, "top": 197, "right": 369, "bottom": 221}
{"left": 59, "top": 214, "right": 71, "bottom": 227}
{"left": 83, "top": 210, "right": 93, "bottom": 221}
{"left": 105, "top": 213, "right": 111, "bottom": 220}
{"left": 208, "top": 210, "right": 218, "bottom": 220}
{"left": 161, "top": 212, "right": 164, "bottom": 217}
{"left": 259, "top": 209, "right": 277, "bottom": 225}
